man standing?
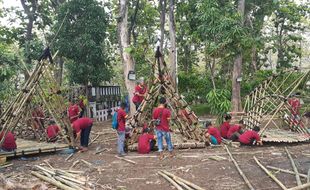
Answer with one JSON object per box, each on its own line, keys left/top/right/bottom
{"left": 153, "top": 97, "right": 173, "bottom": 160}
{"left": 132, "top": 77, "right": 147, "bottom": 110}
{"left": 72, "top": 117, "right": 93, "bottom": 152}
{"left": 68, "top": 101, "right": 80, "bottom": 123}
{"left": 117, "top": 102, "right": 128, "bottom": 157}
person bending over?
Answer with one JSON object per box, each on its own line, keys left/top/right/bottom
{"left": 227, "top": 120, "right": 245, "bottom": 141}
{"left": 72, "top": 117, "right": 93, "bottom": 152}
{"left": 238, "top": 126, "right": 263, "bottom": 146}
{"left": 205, "top": 121, "right": 222, "bottom": 145}
{"left": 220, "top": 114, "right": 231, "bottom": 139}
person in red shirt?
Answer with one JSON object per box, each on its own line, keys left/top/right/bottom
{"left": 205, "top": 121, "right": 222, "bottom": 145}
{"left": 0, "top": 128, "right": 17, "bottom": 152}
{"left": 288, "top": 93, "right": 303, "bottom": 128}
{"left": 132, "top": 77, "right": 147, "bottom": 110}
{"left": 71, "top": 117, "right": 93, "bottom": 152}
{"left": 152, "top": 97, "right": 173, "bottom": 159}
{"left": 138, "top": 128, "right": 156, "bottom": 154}
{"left": 220, "top": 114, "right": 231, "bottom": 139}
{"left": 227, "top": 120, "right": 245, "bottom": 141}
{"left": 32, "top": 105, "right": 45, "bottom": 129}
{"left": 117, "top": 102, "right": 128, "bottom": 156}
{"left": 68, "top": 101, "right": 80, "bottom": 123}
{"left": 239, "top": 126, "right": 263, "bottom": 146}
{"left": 46, "top": 121, "right": 60, "bottom": 142}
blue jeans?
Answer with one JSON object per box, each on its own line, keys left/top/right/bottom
{"left": 81, "top": 124, "right": 92, "bottom": 147}
{"left": 156, "top": 130, "right": 173, "bottom": 152}
{"left": 117, "top": 131, "right": 125, "bottom": 154}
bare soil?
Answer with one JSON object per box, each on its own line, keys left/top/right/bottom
{"left": 2, "top": 121, "right": 310, "bottom": 190}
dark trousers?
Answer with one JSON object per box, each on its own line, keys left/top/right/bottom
{"left": 79, "top": 108, "right": 85, "bottom": 118}
{"left": 150, "top": 139, "right": 156, "bottom": 151}
{"left": 80, "top": 124, "right": 92, "bottom": 147}
{"left": 230, "top": 132, "right": 241, "bottom": 141}
{"left": 135, "top": 102, "right": 141, "bottom": 111}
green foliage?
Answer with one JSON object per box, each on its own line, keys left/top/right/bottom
{"left": 191, "top": 104, "right": 211, "bottom": 116}
{"left": 54, "top": 0, "right": 112, "bottom": 85}
{"left": 206, "top": 89, "right": 231, "bottom": 115}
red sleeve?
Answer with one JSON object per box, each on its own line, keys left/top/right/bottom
{"left": 147, "top": 134, "right": 154, "bottom": 140}
{"left": 166, "top": 109, "right": 171, "bottom": 118}
{"left": 134, "top": 86, "right": 140, "bottom": 93}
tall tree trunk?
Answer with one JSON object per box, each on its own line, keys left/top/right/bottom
{"left": 20, "top": 0, "right": 37, "bottom": 80}
{"left": 118, "top": 0, "right": 136, "bottom": 115}
{"left": 251, "top": 47, "right": 257, "bottom": 72}
{"left": 231, "top": 0, "right": 245, "bottom": 112}
{"left": 159, "top": 0, "right": 166, "bottom": 52}
{"left": 168, "top": 0, "right": 177, "bottom": 90}
{"left": 54, "top": 57, "right": 64, "bottom": 86}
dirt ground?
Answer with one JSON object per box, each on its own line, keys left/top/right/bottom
{"left": 1, "top": 121, "right": 310, "bottom": 190}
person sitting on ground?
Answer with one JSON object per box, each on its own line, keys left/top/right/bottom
{"left": 0, "top": 127, "right": 17, "bottom": 152}
{"left": 227, "top": 120, "right": 245, "bottom": 141}
{"left": 68, "top": 101, "right": 80, "bottom": 123}
{"left": 46, "top": 121, "right": 60, "bottom": 142}
{"left": 238, "top": 126, "right": 263, "bottom": 146}
{"left": 220, "top": 114, "right": 231, "bottom": 139}
{"left": 153, "top": 97, "right": 174, "bottom": 160}
{"left": 204, "top": 121, "right": 222, "bottom": 145}
{"left": 72, "top": 117, "right": 93, "bottom": 152}
{"left": 132, "top": 77, "right": 147, "bottom": 111}
{"left": 117, "top": 102, "right": 128, "bottom": 157}
{"left": 138, "top": 128, "right": 156, "bottom": 154}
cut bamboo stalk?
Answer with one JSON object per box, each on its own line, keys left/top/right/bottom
{"left": 287, "top": 182, "right": 310, "bottom": 190}
{"left": 158, "top": 171, "right": 184, "bottom": 190}
{"left": 285, "top": 147, "right": 302, "bottom": 186}
{"left": 162, "top": 170, "right": 205, "bottom": 190}
{"left": 115, "top": 156, "right": 137, "bottom": 165}
{"left": 53, "top": 176, "right": 84, "bottom": 190}
{"left": 31, "top": 171, "right": 75, "bottom": 190}
{"left": 266, "top": 166, "right": 308, "bottom": 179}
{"left": 224, "top": 146, "right": 255, "bottom": 190}
{"left": 253, "top": 156, "right": 287, "bottom": 190}
{"left": 65, "top": 153, "right": 74, "bottom": 161}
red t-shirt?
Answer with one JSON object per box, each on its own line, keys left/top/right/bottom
{"left": 138, "top": 133, "right": 154, "bottom": 154}
{"left": 68, "top": 104, "right": 80, "bottom": 123}
{"left": 0, "top": 131, "right": 17, "bottom": 150}
{"left": 220, "top": 121, "right": 230, "bottom": 138}
{"left": 79, "top": 100, "right": 85, "bottom": 109}
{"left": 288, "top": 98, "right": 300, "bottom": 115}
{"left": 72, "top": 118, "right": 93, "bottom": 134}
{"left": 152, "top": 107, "right": 171, "bottom": 132}
{"left": 208, "top": 127, "right": 222, "bottom": 144}
{"left": 117, "top": 108, "right": 127, "bottom": 132}
{"left": 132, "top": 85, "right": 147, "bottom": 103}
{"left": 239, "top": 130, "right": 260, "bottom": 144}
{"left": 46, "top": 125, "right": 60, "bottom": 139}
{"left": 227, "top": 125, "right": 241, "bottom": 139}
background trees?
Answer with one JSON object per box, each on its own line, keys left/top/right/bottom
{"left": 0, "top": 0, "right": 309, "bottom": 115}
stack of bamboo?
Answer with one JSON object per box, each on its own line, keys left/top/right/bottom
{"left": 0, "top": 49, "right": 74, "bottom": 147}
{"left": 127, "top": 50, "right": 206, "bottom": 145}
{"left": 31, "top": 165, "right": 91, "bottom": 190}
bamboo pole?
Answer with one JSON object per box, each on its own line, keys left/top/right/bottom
{"left": 115, "top": 156, "right": 137, "bottom": 165}
{"left": 287, "top": 182, "right": 310, "bottom": 190}
{"left": 31, "top": 171, "right": 75, "bottom": 190}
{"left": 161, "top": 170, "right": 205, "bottom": 190}
{"left": 285, "top": 147, "right": 302, "bottom": 186}
{"left": 225, "top": 146, "right": 255, "bottom": 190}
{"left": 266, "top": 166, "right": 308, "bottom": 179}
{"left": 253, "top": 156, "right": 287, "bottom": 190}
{"left": 158, "top": 171, "right": 184, "bottom": 190}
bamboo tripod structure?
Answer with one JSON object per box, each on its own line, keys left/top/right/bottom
{"left": 127, "top": 48, "right": 206, "bottom": 144}
{"left": 0, "top": 48, "right": 74, "bottom": 147}
{"left": 242, "top": 68, "right": 310, "bottom": 141}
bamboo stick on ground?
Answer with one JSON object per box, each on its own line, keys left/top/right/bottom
{"left": 287, "top": 182, "right": 310, "bottom": 190}
{"left": 225, "top": 146, "right": 255, "bottom": 190}
{"left": 31, "top": 171, "right": 76, "bottom": 190}
{"left": 285, "top": 147, "right": 302, "bottom": 186}
{"left": 54, "top": 176, "right": 84, "bottom": 190}
{"left": 65, "top": 153, "right": 74, "bottom": 161}
{"left": 158, "top": 171, "right": 184, "bottom": 190}
{"left": 115, "top": 156, "right": 137, "bottom": 165}
{"left": 266, "top": 166, "right": 308, "bottom": 179}
{"left": 161, "top": 170, "right": 205, "bottom": 190}
{"left": 253, "top": 156, "right": 287, "bottom": 190}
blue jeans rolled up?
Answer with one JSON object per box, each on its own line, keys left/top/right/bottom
{"left": 156, "top": 130, "right": 173, "bottom": 152}
{"left": 117, "top": 131, "right": 126, "bottom": 154}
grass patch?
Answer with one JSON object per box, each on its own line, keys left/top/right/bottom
{"left": 191, "top": 103, "right": 211, "bottom": 116}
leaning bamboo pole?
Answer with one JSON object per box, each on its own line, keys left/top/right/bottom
{"left": 285, "top": 147, "right": 302, "bottom": 186}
